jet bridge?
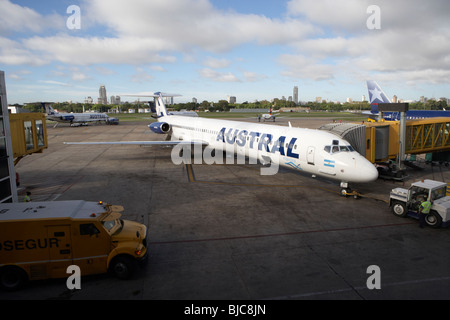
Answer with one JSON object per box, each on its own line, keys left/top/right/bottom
{"left": 320, "top": 117, "right": 450, "bottom": 164}
{"left": 318, "top": 123, "right": 366, "bottom": 156}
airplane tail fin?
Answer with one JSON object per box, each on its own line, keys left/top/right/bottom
{"left": 43, "top": 103, "right": 57, "bottom": 115}
{"left": 121, "top": 92, "right": 181, "bottom": 118}
{"left": 366, "top": 80, "right": 391, "bottom": 114}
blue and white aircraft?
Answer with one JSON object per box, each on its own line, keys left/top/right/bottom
{"left": 66, "top": 92, "right": 378, "bottom": 193}
{"left": 367, "top": 80, "right": 450, "bottom": 120}
{"left": 45, "top": 104, "right": 110, "bottom": 126}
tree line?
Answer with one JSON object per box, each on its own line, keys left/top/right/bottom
{"left": 14, "top": 98, "right": 447, "bottom": 114}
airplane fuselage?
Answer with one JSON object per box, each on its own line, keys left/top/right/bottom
{"left": 161, "top": 115, "right": 378, "bottom": 184}
{"left": 47, "top": 112, "right": 109, "bottom": 123}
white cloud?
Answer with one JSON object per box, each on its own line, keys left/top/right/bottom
{"left": 72, "top": 72, "right": 90, "bottom": 81}
{"left": 131, "top": 67, "right": 153, "bottom": 83}
{"left": 0, "top": 36, "right": 48, "bottom": 66}
{"left": 2, "top": 0, "right": 449, "bottom": 99}
{"left": 22, "top": 35, "right": 178, "bottom": 65}
{"left": 278, "top": 54, "right": 336, "bottom": 81}
{"left": 0, "top": 0, "right": 65, "bottom": 35}
{"left": 283, "top": 0, "right": 450, "bottom": 85}
{"left": 38, "top": 80, "right": 71, "bottom": 86}
{"left": 149, "top": 65, "right": 166, "bottom": 72}
{"left": 83, "top": 0, "right": 315, "bottom": 51}
{"left": 243, "top": 71, "right": 267, "bottom": 82}
{"left": 198, "top": 68, "right": 240, "bottom": 82}
{"left": 203, "top": 57, "right": 231, "bottom": 69}
{"left": 287, "top": 0, "right": 368, "bottom": 33}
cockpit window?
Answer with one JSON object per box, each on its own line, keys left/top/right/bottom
{"left": 324, "top": 142, "right": 354, "bottom": 154}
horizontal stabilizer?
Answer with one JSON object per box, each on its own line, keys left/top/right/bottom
{"left": 121, "top": 92, "right": 182, "bottom": 98}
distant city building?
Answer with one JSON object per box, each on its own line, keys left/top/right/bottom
{"left": 362, "top": 95, "right": 366, "bottom": 102}
{"left": 110, "top": 95, "right": 121, "bottom": 104}
{"left": 293, "top": 86, "right": 298, "bottom": 105}
{"left": 227, "top": 96, "right": 236, "bottom": 104}
{"left": 315, "top": 97, "right": 322, "bottom": 103}
{"left": 392, "top": 95, "right": 398, "bottom": 103}
{"left": 84, "top": 96, "right": 93, "bottom": 104}
{"left": 346, "top": 97, "right": 353, "bottom": 103}
{"left": 164, "top": 97, "right": 174, "bottom": 105}
{"left": 99, "top": 85, "right": 107, "bottom": 104}
{"left": 192, "top": 98, "right": 197, "bottom": 104}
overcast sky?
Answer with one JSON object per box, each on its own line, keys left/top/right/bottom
{"left": 1, "top": 0, "right": 449, "bottom": 104}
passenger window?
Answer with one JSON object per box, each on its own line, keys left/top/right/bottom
{"left": 80, "top": 223, "right": 100, "bottom": 235}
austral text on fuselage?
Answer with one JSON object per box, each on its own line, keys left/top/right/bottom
{"left": 216, "top": 127, "right": 300, "bottom": 159}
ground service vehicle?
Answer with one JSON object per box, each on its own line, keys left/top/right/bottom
{"left": 0, "top": 200, "right": 147, "bottom": 291}
{"left": 390, "top": 179, "right": 450, "bottom": 228}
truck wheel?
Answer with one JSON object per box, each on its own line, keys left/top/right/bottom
{"left": 425, "top": 211, "right": 442, "bottom": 228}
{"left": 110, "top": 256, "right": 137, "bottom": 280}
{"left": 392, "top": 201, "right": 407, "bottom": 217}
{"left": 0, "top": 266, "right": 28, "bottom": 291}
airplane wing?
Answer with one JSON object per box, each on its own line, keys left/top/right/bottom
{"left": 64, "top": 140, "right": 206, "bottom": 146}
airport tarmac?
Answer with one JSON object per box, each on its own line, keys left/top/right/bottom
{"left": 3, "top": 116, "right": 450, "bottom": 300}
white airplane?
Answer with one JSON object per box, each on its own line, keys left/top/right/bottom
{"left": 44, "top": 104, "right": 110, "bottom": 126}
{"left": 66, "top": 92, "right": 378, "bottom": 193}
{"left": 260, "top": 106, "right": 278, "bottom": 122}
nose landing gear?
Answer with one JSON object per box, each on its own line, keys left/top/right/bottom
{"left": 340, "top": 182, "right": 361, "bottom": 199}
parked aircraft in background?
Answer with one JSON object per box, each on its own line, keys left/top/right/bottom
{"left": 44, "top": 104, "right": 110, "bottom": 126}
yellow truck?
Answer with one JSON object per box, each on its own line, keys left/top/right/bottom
{"left": 0, "top": 200, "right": 147, "bottom": 290}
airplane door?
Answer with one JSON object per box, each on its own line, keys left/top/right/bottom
{"left": 307, "top": 146, "right": 315, "bottom": 165}
{"left": 47, "top": 226, "right": 72, "bottom": 278}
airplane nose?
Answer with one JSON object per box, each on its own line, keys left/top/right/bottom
{"left": 365, "top": 162, "right": 379, "bottom": 182}
{"left": 357, "top": 159, "right": 378, "bottom": 183}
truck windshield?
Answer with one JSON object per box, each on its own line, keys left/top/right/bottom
{"left": 431, "top": 186, "right": 447, "bottom": 201}
{"left": 102, "top": 219, "right": 123, "bottom": 235}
